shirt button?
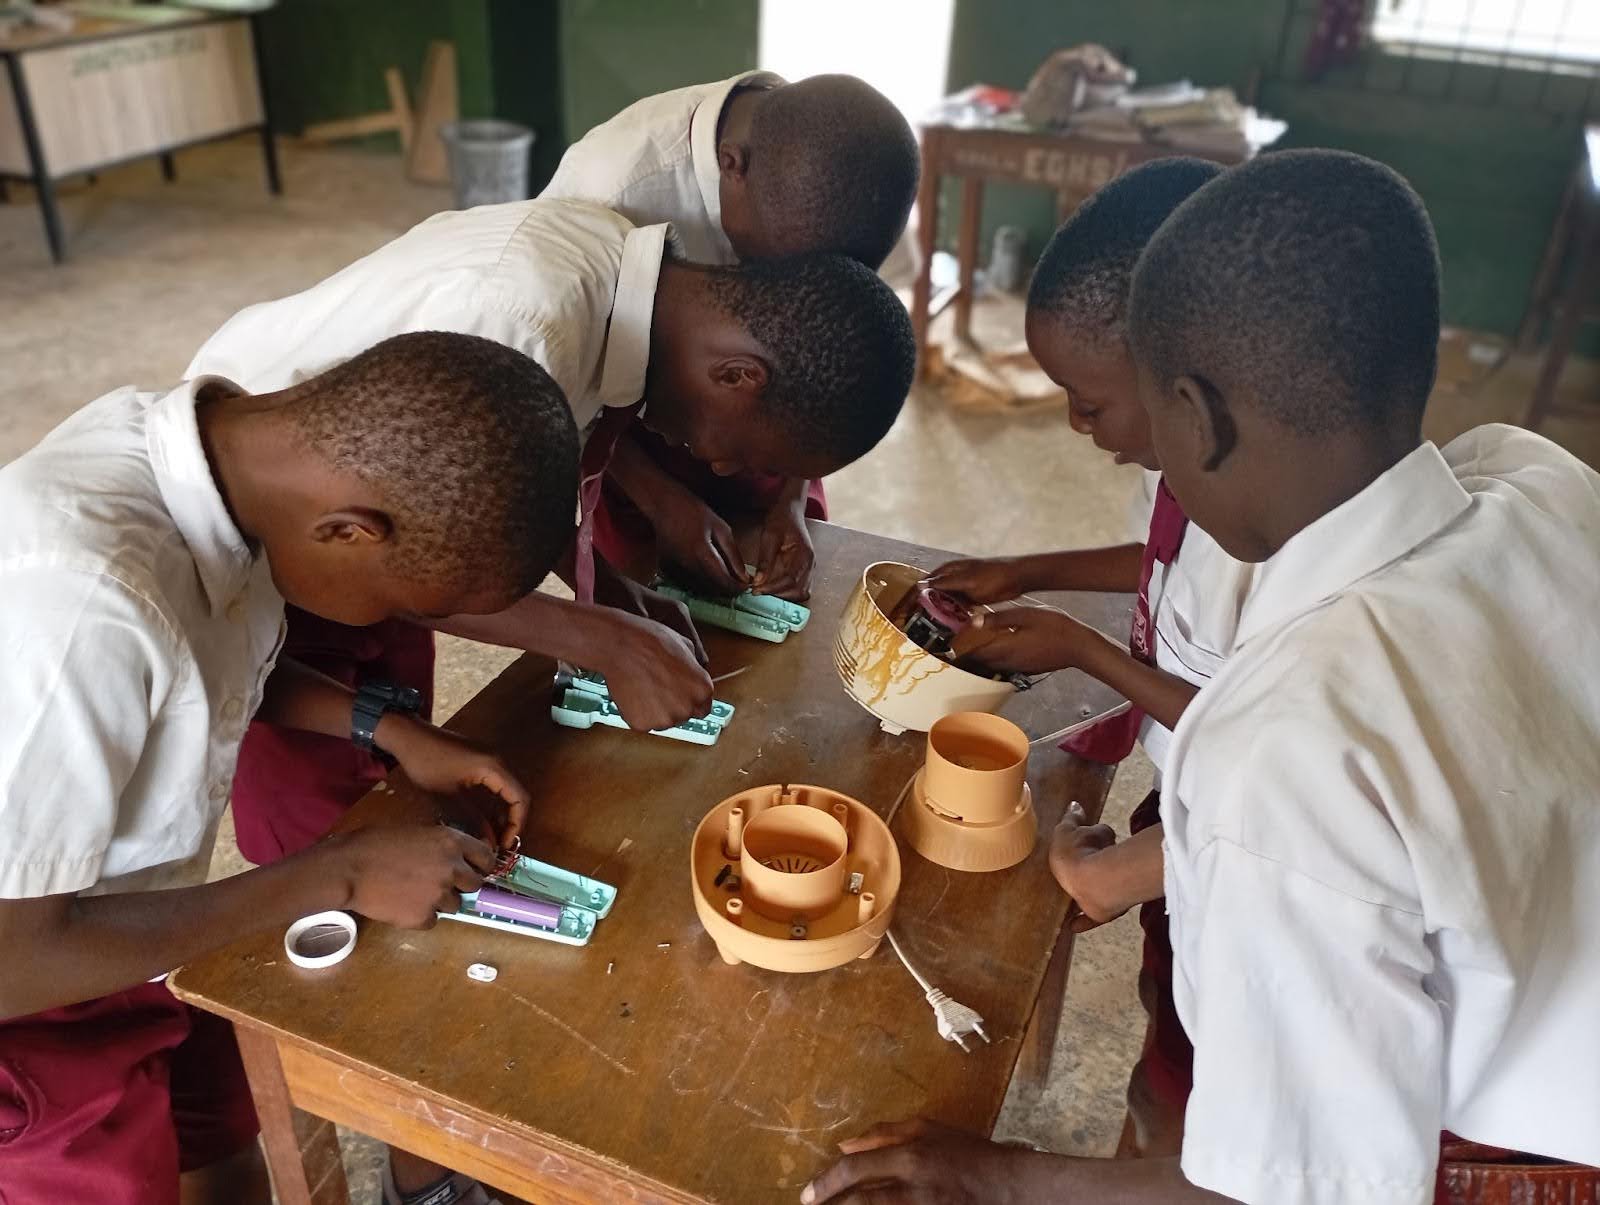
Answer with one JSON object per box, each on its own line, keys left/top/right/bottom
{"left": 226, "top": 598, "right": 246, "bottom": 623}
{"left": 222, "top": 696, "right": 244, "bottom": 722}
{"left": 208, "top": 780, "right": 229, "bottom": 802}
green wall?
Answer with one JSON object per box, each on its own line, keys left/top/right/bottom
{"left": 943, "top": 0, "right": 1584, "bottom": 338}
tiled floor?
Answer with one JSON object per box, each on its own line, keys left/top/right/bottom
{"left": 4, "top": 136, "right": 1595, "bottom": 1201}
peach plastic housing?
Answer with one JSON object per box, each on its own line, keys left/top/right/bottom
{"left": 834, "top": 561, "right": 1018, "bottom": 735}
{"left": 898, "top": 713, "right": 1038, "bottom": 873}
{"left": 691, "top": 784, "right": 900, "bottom": 971}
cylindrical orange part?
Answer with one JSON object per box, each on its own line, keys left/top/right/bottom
{"left": 739, "top": 804, "right": 849, "bottom": 922}
{"left": 923, "top": 712, "right": 1029, "bottom": 823}
{"left": 724, "top": 806, "right": 745, "bottom": 859}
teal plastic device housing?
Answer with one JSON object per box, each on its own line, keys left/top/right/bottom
{"left": 652, "top": 578, "right": 810, "bottom": 643}
{"left": 552, "top": 671, "right": 733, "bottom": 745}
{"left": 436, "top": 852, "right": 620, "bottom": 946}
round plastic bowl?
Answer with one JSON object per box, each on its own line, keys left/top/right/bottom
{"left": 834, "top": 561, "right": 1017, "bottom": 735}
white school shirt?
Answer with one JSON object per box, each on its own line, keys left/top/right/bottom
{"left": 0, "top": 381, "right": 285, "bottom": 900}
{"left": 542, "top": 71, "right": 785, "bottom": 266}
{"left": 1161, "top": 426, "right": 1600, "bottom": 1205}
{"left": 185, "top": 199, "right": 668, "bottom": 433}
{"left": 1137, "top": 520, "right": 1254, "bottom": 778}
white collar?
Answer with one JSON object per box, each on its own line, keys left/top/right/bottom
{"left": 145, "top": 377, "right": 257, "bottom": 617}
{"left": 1235, "top": 441, "right": 1471, "bottom": 647}
{"left": 688, "top": 70, "right": 786, "bottom": 254}
{"left": 597, "top": 222, "right": 672, "bottom": 410}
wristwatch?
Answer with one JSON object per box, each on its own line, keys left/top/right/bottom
{"left": 351, "top": 681, "right": 424, "bottom": 751}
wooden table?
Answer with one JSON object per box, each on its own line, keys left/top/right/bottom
{"left": 171, "top": 522, "right": 1131, "bottom": 1205}
{"left": 0, "top": 7, "right": 279, "bottom": 263}
{"left": 911, "top": 121, "right": 1246, "bottom": 377}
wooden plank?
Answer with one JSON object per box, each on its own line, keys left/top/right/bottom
{"left": 278, "top": 1041, "right": 695, "bottom": 1205}
{"left": 954, "top": 174, "right": 983, "bottom": 343}
{"left": 235, "top": 1027, "right": 350, "bottom": 1205}
{"left": 14, "top": 18, "right": 261, "bottom": 177}
{"left": 385, "top": 65, "right": 412, "bottom": 155}
{"left": 174, "top": 522, "right": 1128, "bottom": 1204}
{"left": 406, "top": 40, "right": 457, "bottom": 185}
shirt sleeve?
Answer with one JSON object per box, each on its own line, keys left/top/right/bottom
{"left": 0, "top": 568, "right": 179, "bottom": 898}
{"left": 1176, "top": 834, "right": 1443, "bottom": 1205}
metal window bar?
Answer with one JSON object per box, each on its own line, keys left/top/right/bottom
{"left": 1272, "top": 0, "right": 1600, "bottom": 120}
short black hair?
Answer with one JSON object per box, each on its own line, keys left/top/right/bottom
{"left": 1028, "top": 156, "right": 1222, "bottom": 345}
{"left": 1129, "top": 149, "right": 1441, "bottom": 438}
{"left": 747, "top": 74, "right": 919, "bottom": 268}
{"left": 288, "top": 332, "right": 579, "bottom": 595}
{"left": 707, "top": 253, "right": 915, "bottom": 464}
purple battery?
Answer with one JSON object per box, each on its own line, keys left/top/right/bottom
{"left": 473, "top": 885, "right": 562, "bottom": 930}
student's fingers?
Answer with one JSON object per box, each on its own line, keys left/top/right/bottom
{"left": 448, "top": 829, "right": 497, "bottom": 877}
{"left": 758, "top": 545, "right": 810, "bottom": 601}
{"left": 754, "top": 521, "right": 786, "bottom": 587}
{"left": 696, "top": 535, "right": 747, "bottom": 594}
{"left": 803, "top": 1147, "right": 918, "bottom": 1204}
{"left": 470, "top": 762, "right": 531, "bottom": 844}
{"left": 836, "top": 1120, "right": 933, "bottom": 1155}
{"left": 709, "top": 523, "right": 751, "bottom": 590}
{"left": 949, "top": 611, "right": 1006, "bottom": 659}
{"left": 432, "top": 887, "right": 463, "bottom": 918}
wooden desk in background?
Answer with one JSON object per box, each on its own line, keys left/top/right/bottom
{"left": 911, "top": 122, "right": 1245, "bottom": 377}
{"left": 172, "top": 522, "right": 1131, "bottom": 1205}
{"left": 0, "top": 8, "right": 279, "bottom": 263}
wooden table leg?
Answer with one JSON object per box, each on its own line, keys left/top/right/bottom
{"left": 911, "top": 128, "right": 940, "bottom": 380}
{"left": 1524, "top": 205, "right": 1600, "bottom": 431}
{"left": 1011, "top": 772, "right": 1111, "bottom": 1102}
{"left": 234, "top": 1027, "right": 351, "bottom": 1205}
{"left": 954, "top": 174, "right": 983, "bottom": 344}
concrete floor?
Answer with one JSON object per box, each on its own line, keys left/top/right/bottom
{"left": 4, "top": 135, "right": 1596, "bottom": 1202}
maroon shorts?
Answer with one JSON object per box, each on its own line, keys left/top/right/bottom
{"left": 0, "top": 981, "right": 258, "bottom": 1205}
{"left": 593, "top": 427, "right": 828, "bottom": 578}
{"left": 230, "top": 607, "right": 435, "bottom": 865}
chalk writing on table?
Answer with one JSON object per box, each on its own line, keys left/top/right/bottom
{"left": 947, "top": 144, "right": 1131, "bottom": 191}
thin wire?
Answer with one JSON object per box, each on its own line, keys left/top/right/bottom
{"left": 886, "top": 929, "right": 935, "bottom": 994}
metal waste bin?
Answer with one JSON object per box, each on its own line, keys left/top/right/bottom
{"left": 439, "top": 120, "right": 535, "bottom": 209}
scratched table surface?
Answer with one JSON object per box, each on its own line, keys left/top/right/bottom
{"left": 172, "top": 522, "right": 1131, "bottom": 1204}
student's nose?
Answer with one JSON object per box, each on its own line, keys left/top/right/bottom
{"left": 709, "top": 459, "right": 744, "bottom": 477}
{"left": 1067, "top": 409, "right": 1095, "bottom": 437}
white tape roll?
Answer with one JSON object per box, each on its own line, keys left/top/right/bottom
{"left": 284, "top": 910, "right": 358, "bottom": 969}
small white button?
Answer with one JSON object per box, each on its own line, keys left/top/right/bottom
{"left": 467, "top": 963, "right": 498, "bottom": 983}
{"left": 221, "top": 697, "right": 244, "bottom": 722}
{"left": 208, "top": 780, "right": 229, "bottom": 802}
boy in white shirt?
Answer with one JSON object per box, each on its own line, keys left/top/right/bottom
{"left": 544, "top": 71, "right": 918, "bottom": 268}
{"left": 926, "top": 156, "right": 1250, "bottom": 1158}
{"left": 188, "top": 198, "right": 914, "bottom": 867}
{"left": 543, "top": 71, "right": 919, "bottom": 608}
{"left": 0, "top": 332, "right": 577, "bottom": 1205}
{"left": 805, "top": 152, "right": 1600, "bottom": 1205}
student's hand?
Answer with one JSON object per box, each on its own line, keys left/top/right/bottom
{"left": 326, "top": 824, "right": 497, "bottom": 929}
{"left": 1050, "top": 802, "right": 1123, "bottom": 931}
{"left": 375, "top": 715, "right": 530, "bottom": 847}
{"left": 593, "top": 562, "right": 709, "bottom": 666}
{"left": 753, "top": 501, "right": 814, "bottom": 601}
{"left": 803, "top": 1120, "right": 1050, "bottom": 1204}
{"left": 924, "top": 556, "right": 1034, "bottom": 605}
{"left": 950, "top": 606, "right": 1095, "bottom": 675}
{"left": 591, "top": 611, "right": 716, "bottom": 731}
{"left": 654, "top": 493, "right": 751, "bottom": 596}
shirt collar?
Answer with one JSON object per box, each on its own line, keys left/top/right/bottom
{"left": 689, "top": 70, "right": 786, "bottom": 256}
{"left": 146, "top": 377, "right": 257, "bottom": 617}
{"left": 596, "top": 222, "right": 671, "bottom": 410}
{"left": 1235, "top": 441, "right": 1471, "bottom": 647}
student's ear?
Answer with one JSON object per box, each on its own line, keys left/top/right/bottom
{"left": 717, "top": 140, "right": 751, "bottom": 182}
{"left": 311, "top": 507, "right": 394, "bottom": 548}
{"left": 709, "top": 353, "right": 770, "bottom": 398}
{"left": 1173, "top": 374, "right": 1238, "bottom": 473}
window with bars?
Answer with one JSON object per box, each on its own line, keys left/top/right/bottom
{"left": 1274, "top": 0, "right": 1600, "bottom": 118}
